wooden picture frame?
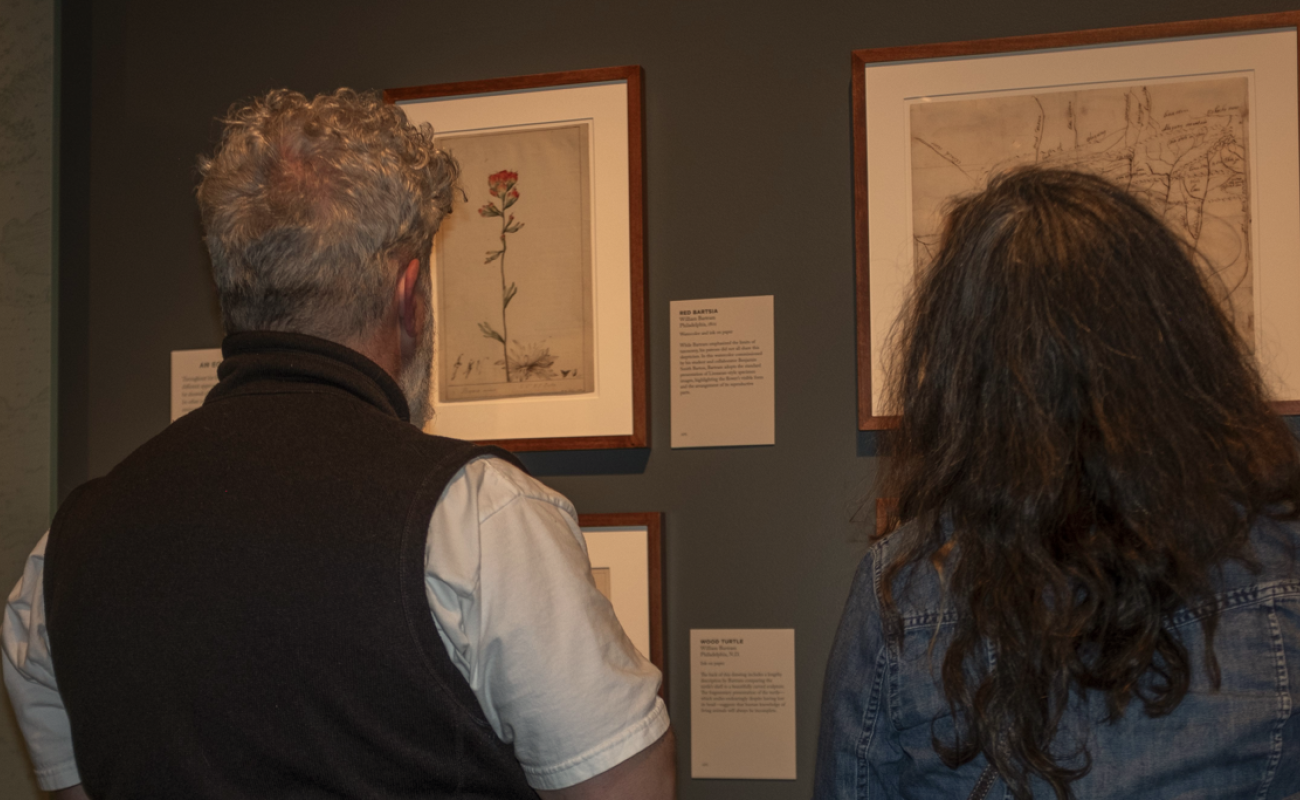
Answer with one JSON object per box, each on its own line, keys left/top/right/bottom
{"left": 853, "top": 13, "right": 1300, "bottom": 429}
{"left": 387, "top": 66, "right": 648, "bottom": 450}
{"left": 578, "top": 512, "right": 665, "bottom": 698}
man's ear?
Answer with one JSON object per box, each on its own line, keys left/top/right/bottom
{"left": 396, "top": 258, "right": 423, "bottom": 339}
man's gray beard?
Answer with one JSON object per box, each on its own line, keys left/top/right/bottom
{"left": 399, "top": 314, "right": 435, "bottom": 430}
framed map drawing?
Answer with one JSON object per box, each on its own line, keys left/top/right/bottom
{"left": 853, "top": 13, "right": 1300, "bottom": 429}
{"left": 387, "top": 66, "right": 647, "bottom": 450}
{"left": 579, "top": 512, "right": 666, "bottom": 698}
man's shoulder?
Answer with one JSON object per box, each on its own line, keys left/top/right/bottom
{"left": 454, "top": 455, "right": 576, "bottom": 522}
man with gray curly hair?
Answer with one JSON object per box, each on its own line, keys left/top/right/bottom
{"left": 198, "top": 88, "right": 455, "bottom": 428}
{"left": 3, "top": 89, "right": 674, "bottom": 800}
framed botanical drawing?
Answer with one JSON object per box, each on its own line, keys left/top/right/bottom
{"left": 386, "top": 66, "right": 647, "bottom": 450}
{"left": 853, "top": 13, "right": 1300, "bottom": 429}
{"left": 579, "top": 512, "right": 665, "bottom": 697}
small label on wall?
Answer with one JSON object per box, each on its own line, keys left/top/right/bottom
{"left": 670, "top": 295, "right": 775, "bottom": 448}
{"left": 170, "top": 348, "right": 222, "bottom": 421}
{"left": 690, "top": 628, "right": 796, "bottom": 780}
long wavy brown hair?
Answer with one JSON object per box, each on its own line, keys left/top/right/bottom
{"left": 880, "top": 167, "right": 1300, "bottom": 799}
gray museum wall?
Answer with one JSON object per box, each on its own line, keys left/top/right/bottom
{"left": 0, "top": 0, "right": 52, "bottom": 797}
{"left": 15, "top": 0, "right": 1295, "bottom": 798}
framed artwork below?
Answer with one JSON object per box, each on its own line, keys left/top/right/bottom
{"left": 387, "top": 66, "right": 647, "bottom": 450}
{"left": 853, "top": 13, "right": 1300, "bottom": 428}
{"left": 579, "top": 512, "right": 665, "bottom": 697}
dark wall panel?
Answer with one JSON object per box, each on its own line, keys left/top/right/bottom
{"left": 59, "top": 1, "right": 1300, "bottom": 796}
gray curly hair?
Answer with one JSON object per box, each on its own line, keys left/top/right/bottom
{"left": 197, "top": 88, "right": 459, "bottom": 340}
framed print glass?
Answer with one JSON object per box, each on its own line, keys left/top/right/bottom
{"left": 387, "top": 66, "right": 647, "bottom": 450}
{"left": 853, "top": 13, "right": 1300, "bottom": 428}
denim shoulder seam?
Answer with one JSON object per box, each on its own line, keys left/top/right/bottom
{"left": 871, "top": 541, "right": 904, "bottom": 740}
{"left": 854, "top": 646, "right": 891, "bottom": 797}
{"left": 900, "top": 608, "right": 959, "bottom": 629}
{"left": 856, "top": 543, "right": 900, "bottom": 798}
{"left": 896, "top": 581, "right": 1300, "bottom": 630}
{"left": 1254, "top": 597, "right": 1290, "bottom": 800}
{"left": 1167, "top": 579, "right": 1300, "bottom": 629}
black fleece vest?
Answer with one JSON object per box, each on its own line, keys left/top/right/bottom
{"left": 44, "top": 332, "right": 539, "bottom": 799}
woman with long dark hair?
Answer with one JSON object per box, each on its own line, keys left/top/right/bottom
{"left": 814, "top": 168, "right": 1300, "bottom": 799}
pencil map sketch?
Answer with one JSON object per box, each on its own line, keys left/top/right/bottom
{"left": 910, "top": 76, "right": 1254, "bottom": 347}
{"left": 433, "top": 123, "right": 595, "bottom": 402}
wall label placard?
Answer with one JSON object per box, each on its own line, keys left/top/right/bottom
{"left": 690, "top": 628, "right": 796, "bottom": 780}
{"left": 670, "top": 295, "right": 774, "bottom": 448}
{"left": 170, "top": 348, "right": 222, "bottom": 421}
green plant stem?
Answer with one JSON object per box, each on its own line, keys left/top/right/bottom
{"left": 498, "top": 214, "right": 511, "bottom": 382}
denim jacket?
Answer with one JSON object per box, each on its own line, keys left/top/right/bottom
{"left": 814, "top": 517, "right": 1300, "bottom": 799}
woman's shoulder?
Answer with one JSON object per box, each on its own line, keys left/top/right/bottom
{"left": 865, "top": 520, "right": 955, "bottom": 631}
{"left": 1247, "top": 513, "right": 1300, "bottom": 571}
{"left": 1213, "top": 515, "right": 1300, "bottom": 589}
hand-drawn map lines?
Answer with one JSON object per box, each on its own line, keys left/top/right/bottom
{"left": 909, "top": 77, "right": 1254, "bottom": 347}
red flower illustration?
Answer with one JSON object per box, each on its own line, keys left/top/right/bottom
{"left": 488, "top": 170, "right": 518, "bottom": 198}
